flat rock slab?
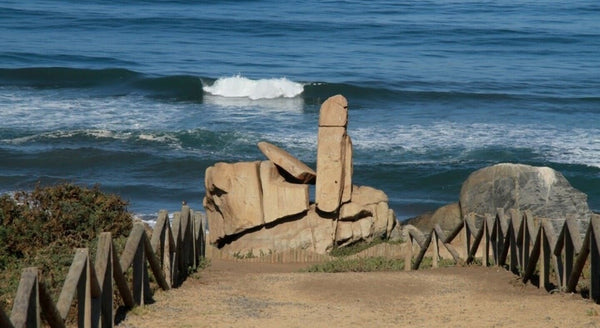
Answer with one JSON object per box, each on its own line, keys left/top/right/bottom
{"left": 258, "top": 141, "right": 316, "bottom": 184}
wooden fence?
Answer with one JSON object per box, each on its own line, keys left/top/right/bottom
{"left": 404, "top": 209, "right": 600, "bottom": 302}
{"left": 3, "top": 205, "right": 600, "bottom": 327}
{"left": 1, "top": 205, "right": 205, "bottom": 328}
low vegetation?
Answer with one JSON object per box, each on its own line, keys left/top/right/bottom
{"left": 0, "top": 183, "right": 133, "bottom": 312}
{"left": 304, "top": 256, "right": 406, "bottom": 272}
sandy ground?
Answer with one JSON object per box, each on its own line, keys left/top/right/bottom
{"left": 116, "top": 259, "right": 600, "bottom": 328}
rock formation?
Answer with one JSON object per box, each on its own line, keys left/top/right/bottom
{"left": 459, "top": 163, "right": 591, "bottom": 233}
{"left": 203, "top": 95, "right": 396, "bottom": 255}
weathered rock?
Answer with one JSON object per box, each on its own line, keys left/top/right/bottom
{"left": 404, "top": 203, "right": 462, "bottom": 235}
{"left": 460, "top": 163, "right": 591, "bottom": 233}
{"left": 203, "top": 94, "right": 397, "bottom": 255}
{"left": 315, "top": 126, "right": 346, "bottom": 213}
{"left": 318, "top": 94, "right": 348, "bottom": 127}
{"left": 341, "top": 135, "right": 353, "bottom": 204}
{"left": 204, "top": 161, "right": 264, "bottom": 238}
{"left": 335, "top": 185, "right": 395, "bottom": 246}
{"left": 351, "top": 185, "right": 388, "bottom": 205}
{"left": 257, "top": 141, "right": 316, "bottom": 184}
{"left": 260, "top": 160, "right": 310, "bottom": 224}
{"left": 218, "top": 205, "right": 336, "bottom": 256}
{"left": 305, "top": 205, "right": 336, "bottom": 253}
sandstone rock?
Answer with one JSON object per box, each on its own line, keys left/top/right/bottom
{"left": 204, "top": 161, "right": 264, "bottom": 237}
{"left": 218, "top": 205, "right": 336, "bottom": 256}
{"left": 339, "top": 201, "right": 372, "bottom": 221}
{"left": 257, "top": 141, "right": 316, "bottom": 184}
{"left": 335, "top": 221, "right": 353, "bottom": 245}
{"left": 460, "top": 163, "right": 591, "bottom": 233}
{"left": 341, "top": 134, "right": 353, "bottom": 204}
{"left": 318, "top": 94, "right": 348, "bottom": 127}
{"left": 335, "top": 185, "right": 395, "bottom": 246}
{"left": 386, "top": 208, "right": 397, "bottom": 238}
{"left": 405, "top": 203, "right": 461, "bottom": 235}
{"left": 306, "top": 205, "right": 336, "bottom": 253}
{"left": 260, "top": 160, "right": 310, "bottom": 224}
{"left": 315, "top": 126, "right": 346, "bottom": 213}
{"left": 351, "top": 185, "right": 388, "bottom": 206}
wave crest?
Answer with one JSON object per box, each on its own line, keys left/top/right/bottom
{"left": 203, "top": 75, "right": 303, "bottom": 100}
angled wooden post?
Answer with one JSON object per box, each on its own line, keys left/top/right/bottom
{"left": 432, "top": 229, "right": 439, "bottom": 268}
{"left": 509, "top": 209, "right": 521, "bottom": 274}
{"left": 77, "top": 250, "right": 91, "bottom": 328}
{"left": 465, "top": 214, "right": 484, "bottom": 264}
{"left": 522, "top": 224, "right": 542, "bottom": 285}
{"left": 589, "top": 215, "right": 600, "bottom": 303}
{"left": 483, "top": 215, "right": 490, "bottom": 266}
{"left": 404, "top": 234, "right": 413, "bottom": 271}
{"left": 120, "top": 223, "right": 150, "bottom": 305}
{"left": 95, "top": 232, "right": 114, "bottom": 328}
{"left": 464, "top": 215, "right": 472, "bottom": 261}
{"left": 10, "top": 267, "right": 40, "bottom": 328}
{"left": 171, "top": 211, "right": 182, "bottom": 286}
{"left": 567, "top": 222, "right": 590, "bottom": 293}
{"left": 133, "top": 235, "right": 151, "bottom": 306}
{"left": 539, "top": 221, "right": 553, "bottom": 291}
{"left": 412, "top": 232, "right": 432, "bottom": 270}
{"left": 112, "top": 240, "right": 135, "bottom": 309}
{"left": 57, "top": 249, "right": 91, "bottom": 327}
{"left": 151, "top": 210, "right": 174, "bottom": 288}
{"left": 494, "top": 209, "right": 507, "bottom": 266}
{"left": 434, "top": 224, "right": 462, "bottom": 264}
{"left": 180, "top": 205, "right": 192, "bottom": 272}
{"left": 555, "top": 217, "right": 578, "bottom": 290}
{"left": 519, "top": 213, "right": 530, "bottom": 276}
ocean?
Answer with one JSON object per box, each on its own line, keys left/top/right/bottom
{"left": 1, "top": 0, "right": 599, "bottom": 222}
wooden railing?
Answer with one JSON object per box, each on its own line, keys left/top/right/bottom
{"left": 3, "top": 203, "right": 600, "bottom": 327}
{"left": 405, "top": 209, "right": 600, "bottom": 302}
{"left": 1, "top": 205, "right": 205, "bottom": 328}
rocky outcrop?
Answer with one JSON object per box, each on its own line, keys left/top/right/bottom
{"left": 203, "top": 94, "right": 396, "bottom": 255}
{"left": 260, "top": 160, "right": 310, "bottom": 224}
{"left": 203, "top": 161, "right": 263, "bottom": 238}
{"left": 404, "top": 203, "right": 462, "bottom": 235}
{"left": 316, "top": 95, "right": 352, "bottom": 213}
{"left": 258, "top": 141, "right": 316, "bottom": 184}
{"left": 459, "top": 163, "right": 591, "bottom": 233}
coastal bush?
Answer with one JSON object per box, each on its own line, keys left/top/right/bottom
{"left": 0, "top": 183, "right": 133, "bottom": 312}
{"left": 304, "top": 256, "right": 406, "bottom": 273}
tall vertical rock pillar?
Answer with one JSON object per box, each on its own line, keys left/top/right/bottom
{"left": 315, "top": 95, "right": 353, "bottom": 213}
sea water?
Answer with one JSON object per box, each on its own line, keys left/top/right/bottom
{"left": 0, "top": 0, "right": 599, "bottom": 222}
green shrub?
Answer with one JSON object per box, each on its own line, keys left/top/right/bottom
{"left": 0, "top": 183, "right": 133, "bottom": 312}
{"left": 304, "top": 256, "right": 406, "bottom": 273}
{"left": 329, "top": 238, "right": 386, "bottom": 258}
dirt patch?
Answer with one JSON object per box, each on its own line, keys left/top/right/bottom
{"left": 116, "top": 259, "right": 600, "bottom": 328}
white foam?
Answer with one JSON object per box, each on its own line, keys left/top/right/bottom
{"left": 349, "top": 121, "right": 600, "bottom": 168}
{"left": 203, "top": 75, "right": 304, "bottom": 100}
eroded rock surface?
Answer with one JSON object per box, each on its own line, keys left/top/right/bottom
{"left": 460, "top": 163, "right": 591, "bottom": 233}
{"left": 204, "top": 94, "right": 396, "bottom": 255}
{"left": 257, "top": 141, "right": 316, "bottom": 184}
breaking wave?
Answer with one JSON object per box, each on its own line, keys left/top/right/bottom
{"left": 202, "top": 75, "right": 304, "bottom": 100}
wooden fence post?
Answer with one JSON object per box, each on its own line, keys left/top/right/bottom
{"left": 432, "top": 230, "right": 439, "bottom": 269}
{"left": 404, "top": 235, "right": 412, "bottom": 271}
{"left": 589, "top": 215, "right": 600, "bottom": 303}
{"left": 10, "top": 267, "right": 40, "bottom": 328}
{"left": 539, "top": 222, "right": 552, "bottom": 291}
{"left": 509, "top": 209, "right": 521, "bottom": 274}
{"left": 95, "top": 232, "right": 113, "bottom": 328}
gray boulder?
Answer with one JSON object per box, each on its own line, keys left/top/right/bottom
{"left": 459, "top": 163, "right": 591, "bottom": 233}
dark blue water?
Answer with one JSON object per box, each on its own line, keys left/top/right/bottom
{"left": 1, "top": 0, "right": 599, "bottom": 221}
